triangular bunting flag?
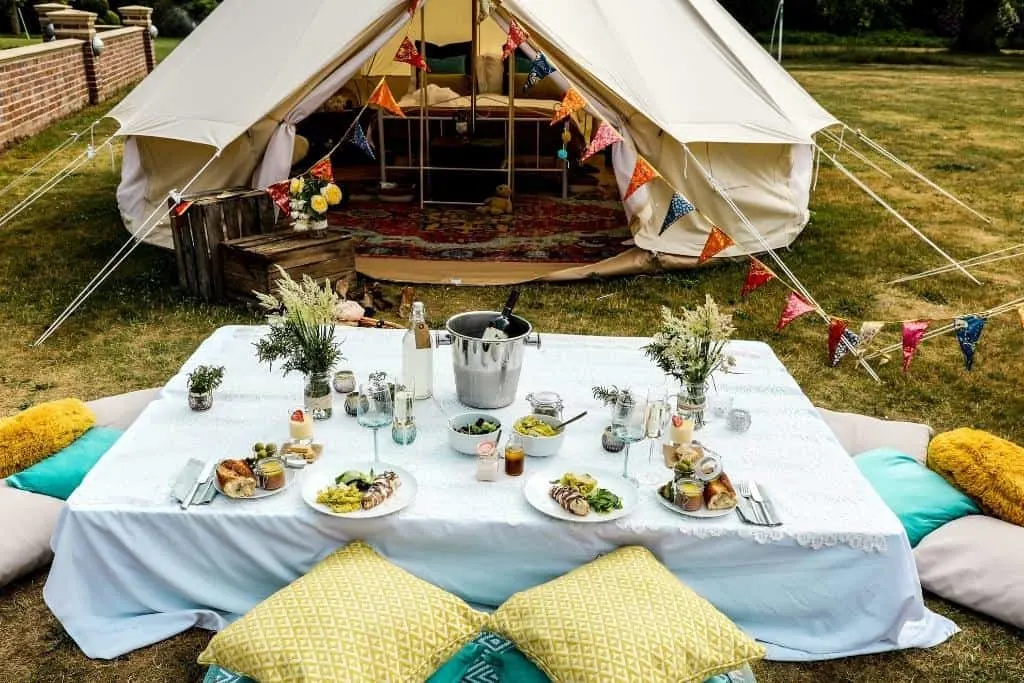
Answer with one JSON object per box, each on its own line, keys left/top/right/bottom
{"left": 171, "top": 200, "right": 193, "bottom": 218}
{"left": 832, "top": 327, "right": 860, "bottom": 367}
{"left": 551, "top": 87, "right": 587, "bottom": 125}
{"left": 697, "top": 226, "right": 735, "bottom": 264}
{"left": 827, "top": 319, "right": 852, "bottom": 367}
{"left": 266, "top": 180, "right": 291, "bottom": 214}
{"left": 523, "top": 52, "right": 556, "bottom": 92}
{"left": 580, "top": 121, "right": 623, "bottom": 161}
{"left": 309, "top": 157, "right": 333, "bottom": 182}
{"left": 347, "top": 122, "right": 375, "bottom": 160}
{"left": 502, "top": 19, "right": 529, "bottom": 60}
{"left": 741, "top": 258, "right": 776, "bottom": 299}
{"left": 901, "top": 320, "right": 929, "bottom": 373}
{"left": 776, "top": 292, "right": 816, "bottom": 330}
{"left": 624, "top": 157, "right": 658, "bottom": 200}
{"left": 478, "top": 0, "right": 493, "bottom": 23}
{"left": 408, "top": 0, "right": 421, "bottom": 14}
{"left": 857, "top": 321, "right": 885, "bottom": 352}
{"left": 954, "top": 314, "right": 986, "bottom": 371}
{"left": 394, "top": 37, "right": 429, "bottom": 71}
{"left": 368, "top": 80, "right": 405, "bottom": 118}
{"left": 659, "top": 192, "right": 696, "bottom": 235}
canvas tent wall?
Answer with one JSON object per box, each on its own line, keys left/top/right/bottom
{"left": 108, "top": 0, "right": 839, "bottom": 275}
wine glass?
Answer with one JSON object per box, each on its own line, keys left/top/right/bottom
{"left": 638, "top": 388, "right": 670, "bottom": 486}
{"left": 357, "top": 372, "right": 393, "bottom": 471}
{"left": 610, "top": 388, "right": 647, "bottom": 482}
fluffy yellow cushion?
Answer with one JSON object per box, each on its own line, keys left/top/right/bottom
{"left": 928, "top": 428, "right": 1024, "bottom": 527}
{"left": 487, "top": 546, "right": 765, "bottom": 683}
{"left": 198, "top": 540, "right": 486, "bottom": 682}
{"left": 0, "top": 398, "right": 95, "bottom": 478}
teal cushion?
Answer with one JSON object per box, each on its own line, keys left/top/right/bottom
{"left": 427, "top": 54, "right": 466, "bottom": 74}
{"left": 516, "top": 54, "right": 534, "bottom": 73}
{"left": 855, "top": 447, "right": 980, "bottom": 546}
{"left": 6, "top": 426, "right": 122, "bottom": 500}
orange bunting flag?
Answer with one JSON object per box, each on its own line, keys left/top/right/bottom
{"left": 901, "top": 320, "right": 929, "bottom": 373}
{"left": 581, "top": 121, "right": 623, "bottom": 161}
{"left": 697, "top": 226, "right": 735, "bottom": 264}
{"left": 623, "top": 157, "right": 658, "bottom": 200}
{"left": 171, "top": 200, "right": 193, "bottom": 218}
{"left": 776, "top": 292, "right": 816, "bottom": 330}
{"left": 309, "top": 157, "right": 333, "bottom": 182}
{"left": 266, "top": 180, "right": 291, "bottom": 214}
{"left": 827, "top": 318, "right": 849, "bottom": 367}
{"left": 502, "top": 18, "right": 529, "bottom": 60}
{"left": 394, "top": 37, "right": 428, "bottom": 71}
{"left": 741, "top": 257, "right": 775, "bottom": 299}
{"left": 368, "top": 80, "right": 405, "bottom": 118}
{"left": 551, "top": 87, "right": 587, "bottom": 126}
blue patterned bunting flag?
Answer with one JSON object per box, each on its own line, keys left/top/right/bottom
{"left": 523, "top": 52, "right": 556, "bottom": 92}
{"left": 830, "top": 327, "right": 860, "bottom": 367}
{"left": 955, "top": 314, "right": 986, "bottom": 371}
{"left": 347, "top": 122, "right": 375, "bottom": 160}
{"left": 659, "top": 192, "right": 695, "bottom": 235}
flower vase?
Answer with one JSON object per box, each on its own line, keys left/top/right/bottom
{"left": 676, "top": 381, "right": 708, "bottom": 430}
{"left": 601, "top": 425, "right": 625, "bottom": 453}
{"left": 188, "top": 391, "right": 212, "bottom": 411}
{"left": 310, "top": 217, "right": 328, "bottom": 236}
{"left": 304, "top": 371, "right": 333, "bottom": 420}
{"left": 293, "top": 216, "right": 310, "bottom": 232}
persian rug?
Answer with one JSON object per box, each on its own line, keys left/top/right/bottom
{"left": 328, "top": 195, "right": 629, "bottom": 264}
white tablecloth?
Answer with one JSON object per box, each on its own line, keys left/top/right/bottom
{"left": 45, "top": 326, "right": 956, "bottom": 660}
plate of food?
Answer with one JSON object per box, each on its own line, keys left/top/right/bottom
{"left": 524, "top": 469, "right": 638, "bottom": 522}
{"left": 655, "top": 472, "right": 738, "bottom": 519}
{"left": 214, "top": 445, "right": 294, "bottom": 500}
{"left": 301, "top": 465, "right": 417, "bottom": 519}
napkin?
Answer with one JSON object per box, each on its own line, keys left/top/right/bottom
{"left": 172, "top": 458, "right": 217, "bottom": 505}
{"left": 736, "top": 496, "right": 781, "bottom": 527}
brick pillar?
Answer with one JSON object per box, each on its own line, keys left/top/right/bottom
{"left": 33, "top": 2, "right": 68, "bottom": 42}
{"left": 119, "top": 5, "right": 156, "bottom": 71}
{"left": 50, "top": 9, "right": 99, "bottom": 104}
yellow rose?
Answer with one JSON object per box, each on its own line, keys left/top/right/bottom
{"left": 289, "top": 177, "right": 304, "bottom": 194}
{"left": 323, "top": 183, "right": 343, "bottom": 206}
{"left": 310, "top": 194, "right": 328, "bottom": 214}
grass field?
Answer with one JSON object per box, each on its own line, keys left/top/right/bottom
{"left": 1, "top": 50, "right": 1023, "bottom": 681}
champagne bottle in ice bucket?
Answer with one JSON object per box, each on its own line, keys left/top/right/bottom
{"left": 402, "top": 301, "right": 433, "bottom": 399}
{"left": 482, "top": 290, "right": 521, "bottom": 341}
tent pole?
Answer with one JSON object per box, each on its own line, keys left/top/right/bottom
{"left": 777, "top": 0, "right": 784, "bottom": 62}
{"left": 470, "top": 0, "right": 478, "bottom": 134}
{"left": 508, "top": 44, "right": 516, "bottom": 193}
{"left": 377, "top": 110, "right": 387, "bottom": 183}
{"left": 419, "top": 6, "right": 426, "bottom": 209}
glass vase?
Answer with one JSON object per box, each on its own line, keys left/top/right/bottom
{"left": 304, "top": 371, "right": 333, "bottom": 420}
{"left": 676, "top": 381, "right": 707, "bottom": 430}
{"left": 310, "top": 217, "right": 328, "bottom": 235}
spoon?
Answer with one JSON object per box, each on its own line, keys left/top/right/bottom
{"left": 554, "top": 411, "right": 588, "bottom": 432}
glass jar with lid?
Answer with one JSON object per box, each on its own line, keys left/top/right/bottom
{"left": 525, "top": 391, "right": 564, "bottom": 420}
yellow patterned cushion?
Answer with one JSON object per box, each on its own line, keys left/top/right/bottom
{"left": 487, "top": 546, "right": 765, "bottom": 683}
{"left": 198, "top": 540, "right": 486, "bottom": 682}
{"left": 929, "top": 428, "right": 1024, "bottom": 527}
{"left": 0, "top": 398, "right": 95, "bottom": 478}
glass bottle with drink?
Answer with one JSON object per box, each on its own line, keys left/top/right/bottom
{"left": 402, "top": 301, "right": 434, "bottom": 400}
{"left": 504, "top": 432, "right": 525, "bottom": 477}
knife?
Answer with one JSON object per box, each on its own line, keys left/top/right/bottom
{"left": 181, "top": 459, "right": 217, "bottom": 510}
{"left": 749, "top": 480, "right": 774, "bottom": 526}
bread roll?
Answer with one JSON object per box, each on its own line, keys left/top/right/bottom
{"left": 216, "top": 459, "right": 257, "bottom": 498}
{"left": 703, "top": 472, "right": 737, "bottom": 510}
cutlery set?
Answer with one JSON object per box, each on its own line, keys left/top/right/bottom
{"left": 736, "top": 480, "right": 781, "bottom": 526}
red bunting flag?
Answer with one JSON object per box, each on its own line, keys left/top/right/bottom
{"left": 901, "top": 320, "right": 929, "bottom": 373}
{"left": 581, "top": 121, "right": 623, "bottom": 161}
{"left": 551, "top": 87, "right": 587, "bottom": 125}
{"left": 623, "top": 157, "right": 658, "bottom": 200}
{"left": 741, "top": 257, "right": 775, "bottom": 299}
{"left": 697, "top": 226, "right": 735, "bottom": 264}
{"left": 502, "top": 19, "right": 529, "bottom": 60}
{"left": 309, "top": 157, "right": 333, "bottom": 182}
{"left": 776, "top": 292, "right": 816, "bottom": 330}
{"left": 827, "top": 318, "right": 848, "bottom": 367}
{"left": 394, "top": 37, "right": 429, "bottom": 71}
{"left": 408, "top": 0, "right": 421, "bottom": 14}
{"left": 266, "top": 180, "right": 291, "bottom": 214}
{"left": 368, "top": 80, "right": 405, "bottom": 118}
{"left": 171, "top": 200, "right": 193, "bottom": 218}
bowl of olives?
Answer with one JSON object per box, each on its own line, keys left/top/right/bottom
{"left": 448, "top": 412, "right": 502, "bottom": 455}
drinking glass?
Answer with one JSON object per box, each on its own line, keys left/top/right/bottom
{"left": 610, "top": 388, "right": 647, "bottom": 482}
{"left": 707, "top": 383, "right": 734, "bottom": 421}
{"left": 638, "top": 388, "right": 670, "bottom": 486}
{"left": 357, "top": 372, "right": 393, "bottom": 470}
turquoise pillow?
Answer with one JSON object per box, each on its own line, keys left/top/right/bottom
{"left": 855, "top": 447, "right": 980, "bottom": 546}
{"left": 6, "top": 426, "right": 122, "bottom": 500}
{"left": 516, "top": 54, "right": 534, "bottom": 73}
{"left": 427, "top": 54, "right": 466, "bottom": 74}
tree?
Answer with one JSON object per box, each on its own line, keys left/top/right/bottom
{"left": 955, "top": 0, "right": 1007, "bottom": 52}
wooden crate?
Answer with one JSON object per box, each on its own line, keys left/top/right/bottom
{"left": 221, "top": 228, "right": 356, "bottom": 300}
{"left": 170, "top": 188, "right": 281, "bottom": 301}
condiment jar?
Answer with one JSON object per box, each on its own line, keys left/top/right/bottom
{"left": 525, "top": 391, "right": 564, "bottom": 419}
{"left": 673, "top": 478, "right": 704, "bottom": 512}
{"left": 475, "top": 441, "right": 500, "bottom": 482}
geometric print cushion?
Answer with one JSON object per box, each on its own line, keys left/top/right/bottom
{"left": 197, "top": 540, "right": 486, "bottom": 683}
{"left": 487, "top": 546, "right": 766, "bottom": 683}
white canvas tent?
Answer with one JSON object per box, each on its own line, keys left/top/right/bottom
{"left": 108, "top": 0, "right": 840, "bottom": 277}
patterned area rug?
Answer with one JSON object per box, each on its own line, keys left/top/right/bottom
{"left": 328, "top": 196, "right": 629, "bottom": 263}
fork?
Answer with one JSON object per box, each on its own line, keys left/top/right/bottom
{"left": 736, "top": 480, "right": 763, "bottom": 525}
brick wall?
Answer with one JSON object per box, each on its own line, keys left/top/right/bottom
{"left": 96, "top": 27, "right": 149, "bottom": 101}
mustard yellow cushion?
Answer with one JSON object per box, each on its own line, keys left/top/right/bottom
{"left": 198, "top": 541, "right": 486, "bottom": 682}
{"left": 487, "top": 546, "right": 765, "bottom": 683}
{"left": 0, "top": 398, "right": 95, "bottom": 478}
{"left": 928, "top": 428, "right": 1024, "bottom": 527}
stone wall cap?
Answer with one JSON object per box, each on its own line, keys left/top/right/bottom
{"left": 118, "top": 4, "right": 153, "bottom": 10}
{"left": 48, "top": 8, "right": 97, "bottom": 18}
{"left": 0, "top": 38, "right": 82, "bottom": 63}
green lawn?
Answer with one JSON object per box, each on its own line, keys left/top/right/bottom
{"left": 1, "top": 53, "right": 1023, "bottom": 681}
{"left": 0, "top": 34, "right": 35, "bottom": 49}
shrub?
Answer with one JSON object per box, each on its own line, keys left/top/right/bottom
{"left": 154, "top": 2, "right": 195, "bottom": 37}
{"left": 103, "top": 10, "right": 120, "bottom": 25}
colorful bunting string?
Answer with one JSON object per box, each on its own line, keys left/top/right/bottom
{"left": 659, "top": 192, "right": 695, "bottom": 236}
{"left": 551, "top": 87, "right": 587, "bottom": 125}
{"left": 309, "top": 157, "right": 333, "bottom": 182}
{"left": 741, "top": 258, "right": 776, "bottom": 299}
{"left": 347, "top": 122, "right": 375, "bottom": 160}
{"left": 502, "top": 19, "right": 529, "bottom": 60}
{"left": 697, "top": 226, "right": 734, "bottom": 264}
{"left": 901, "top": 320, "right": 929, "bottom": 373}
{"left": 827, "top": 319, "right": 851, "bottom": 367}
{"left": 857, "top": 321, "right": 885, "bottom": 352}
{"left": 831, "top": 326, "right": 860, "bottom": 367}
{"left": 368, "top": 80, "right": 405, "bottom": 118}
{"left": 524, "top": 53, "right": 556, "bottom": 92}
{"left": 624, "top": 157, "right": 658, "bottom": 200}
{"left": 954, "top": 315, "right": 986, "bottom": 371}
{"left": 581, "top": 121, "right": 622, "bottom": 161}
{"left": 171, "top": 200, "right": 193, "bottom": 218}
{"left": 266, "top": 180, "right": 291, "bottom": 214}
{"left": 395, "top": 37, "right": 428, "bottom": 72}
{"left": 777, "top": 292, "right": 816, "bottom": 330}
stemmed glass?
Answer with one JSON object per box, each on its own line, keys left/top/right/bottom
{"left": 638, "top": 387, "right": 670, "bottom": 486}
{"left": 357, "top": 372, "right": 393, "bottom": 471}
{"left": 610, "top": 387, "right": 647, "bottom": 483}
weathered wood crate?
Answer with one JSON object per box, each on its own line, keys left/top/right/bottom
{"left": 169, "top": 188, "right": 281, "bottom": 301}
{"left": 221, "top": 228, "right": 356, "bottom": 301}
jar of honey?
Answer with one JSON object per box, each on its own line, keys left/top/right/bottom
{"left": 673, "top": 478, "right": 704, "bottom": 512}
{"left": 504, "top": 432, "right": 526, "bottom": 477}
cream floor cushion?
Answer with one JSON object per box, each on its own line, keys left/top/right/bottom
{"left": 816, "top": 408, "right": 933, "bottom": 463}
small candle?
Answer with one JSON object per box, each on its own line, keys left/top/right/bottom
{"left": 394, "top": 390, "right": 411, "bottom": 421}
{"left": 669, "top": 416, "right": 694, "bottom": 445}
{"left": 476, "top": 441, "right": 499, "bottom": 482}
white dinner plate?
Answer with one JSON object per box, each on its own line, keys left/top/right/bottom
{"left": 653, "top": 486, "right": 736, "bottom": 518}
{"left": 524, "top": 468, "right": 638, "bottom": 523}
{"left": 301, "top": 464, "right": 417, "bottom": 519}
{"left": 213, "top": 465, "right": 295, "bottom": 500}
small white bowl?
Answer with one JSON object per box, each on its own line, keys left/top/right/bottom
{"left": 448, "top": 412, "right": 502, "bottom": 455}
{"left": 514, "top": 414, "right": 565, "bottom": 457}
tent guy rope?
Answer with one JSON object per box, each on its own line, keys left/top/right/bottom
{"left": 889, "top": 243, "right": 1024, "bottom": 285}
{"left": 0, "top": 120, "right": 101, "bottom": 201}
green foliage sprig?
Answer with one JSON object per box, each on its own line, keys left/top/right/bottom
{"left": 643, "top": 295, "right": 736, "bottom": 386}
{"left": 254, "top": 269, "right": 343, "bottom": 377}
{"left": 187, "top": 365, "right": 224, "bottom": 394}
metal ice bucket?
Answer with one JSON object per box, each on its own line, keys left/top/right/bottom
{"left": 438, "top": 311, "right": 541, "bottom": 409}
